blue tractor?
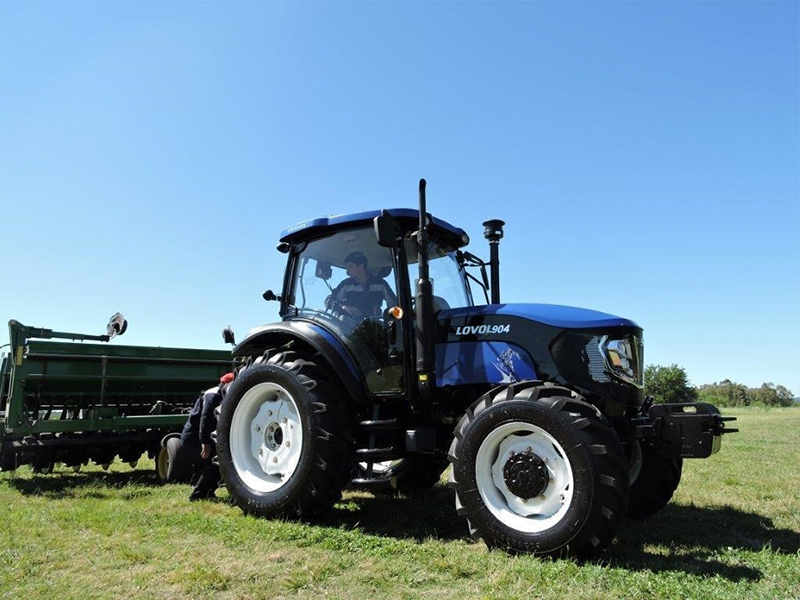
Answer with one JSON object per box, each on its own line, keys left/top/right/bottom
{"left": 215, "top": 180, "right": 735, "bottom": 557}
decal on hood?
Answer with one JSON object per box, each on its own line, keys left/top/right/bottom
{"left": 454, "top": 324, "right": 511, "bottom": 336}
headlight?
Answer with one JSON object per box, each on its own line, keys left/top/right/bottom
{"left": 600, "top": 335, "right": 643, "bottom": 388}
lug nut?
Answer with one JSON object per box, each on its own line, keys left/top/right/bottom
{"left": 267, "top": 411, "right": 272, "bottom": 417}
{"left": 540, "top": 494, "right": 546, "bottom": 500}
{"left": 285, "top": 442, "right": 291, "bottom": 448}
{"left": 526, "top": 446, "right": 532, "bottom": 452}
{"left": 273, "top": 457, "right": 278, "bottom": 463}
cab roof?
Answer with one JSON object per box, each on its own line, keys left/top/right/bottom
{"left": 279, "top": 208, "right": 469, "bottom": 247}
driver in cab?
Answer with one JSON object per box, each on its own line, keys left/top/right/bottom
{"left": 325, "top": 251, "right": 397, "bottom": 320}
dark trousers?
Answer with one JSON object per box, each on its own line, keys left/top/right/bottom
{"left": 182, "top": 439, "right": 221, "bottom": 498}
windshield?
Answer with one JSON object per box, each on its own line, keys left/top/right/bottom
{"left": 405, "top": 240, "right": 472, "bottom": 310}
{"left": 291, "top": 227, "right": 399, "bottom": 322}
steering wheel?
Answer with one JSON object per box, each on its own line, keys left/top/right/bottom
{"left": 324, "top": 297, "right": 361, "bottom": 327}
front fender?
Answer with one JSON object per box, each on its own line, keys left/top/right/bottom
{"left": 233, "top": 321, "right": 366, "bottom": 404}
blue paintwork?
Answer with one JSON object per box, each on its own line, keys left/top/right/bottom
{"left": 242, "top": 321, "right": 361, "bottom": 381}
{"left": 279, "top": 208, "right": 467, "bottom": 244}
{"left": 296, "top": 321, "right": 361, "bottom": 381}
{"left": 440, "top": 303, "right": 640, "bottom": 329}
{"left": 435, "top": 341, "right": 537, "bottom": 387}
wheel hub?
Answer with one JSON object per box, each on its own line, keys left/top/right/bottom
{"left": 503, "top": 451, "right": 548, "bottom": 499}
{"left": 481, "top": 424, "right": 575, "bottom": 529}
{"left": 251, "top": 401, "right": 299, "bottom": 477}
{"left": 264, "top": 421, "right": 284, "bottom": 451}
{"left": 230, "top": 382, "right": 304, "bottom": 493}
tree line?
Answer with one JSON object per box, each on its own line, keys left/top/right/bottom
{"left": 643, "top": 364, "right": 796, "bottom": 407}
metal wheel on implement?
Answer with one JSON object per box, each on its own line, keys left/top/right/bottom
{"left": 448, "top": 382, "right": 629, "bottom": 558}
{"left": 156, "top": 434, "right": 194, "bottom": 484}
{"left": 215, "top": 348, "right": 354, "bottom": 518}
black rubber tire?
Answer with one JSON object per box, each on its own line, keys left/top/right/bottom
{"left": 216, "top": 348, "right": 354, "bottom": 518}
{"left": 156, "top": 435, "right": 194, "bottom": 483}
{"left": 627, "top": 443, "right": 683, "bottom": 520}
{"left": 448, "top": 382, "right": 629, "bottom": 558}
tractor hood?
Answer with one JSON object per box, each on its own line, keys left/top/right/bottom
{"left": 439, "top": 303, "right": 640, "bottom": 330}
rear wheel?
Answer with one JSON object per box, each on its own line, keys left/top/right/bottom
{"left": 449, "top": 382, "right": 629, "bottom": 557}
{"left": 627, "top": 442, "right": 682, "bottom": 519}
{"left": 216, "top": 348, "right": 354, "bottom": 518}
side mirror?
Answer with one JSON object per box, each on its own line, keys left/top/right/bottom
{"left": 106, "top": 313, "right": 128, "bottom": 339}
{"left": 222, "top": 326, "right": 236, "bottom": 345}
{"left": 262, "top": 289, "right": 281, "bottom": 302}
{"left": 374, "top": 211, "right": 401, "bottom": 247}
{"left": 315, "top": 261, "right": 332, "bottom": 281}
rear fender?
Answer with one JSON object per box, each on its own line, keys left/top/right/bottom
{"left": 233, "top": 321, "right": 366, "bottom": 404}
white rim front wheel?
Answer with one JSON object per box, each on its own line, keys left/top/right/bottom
{"left": 230, "top": 382, "right": 304, "bottom": 493}
{"left": 475, "top": 421, "right": 574, "bottom": 534}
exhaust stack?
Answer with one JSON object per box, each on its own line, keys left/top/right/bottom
{"left": 483, "top": 219, "right": 505, "bottom": 304}
{"left": 416, "top": 179, "right": 434, "bottom": 395}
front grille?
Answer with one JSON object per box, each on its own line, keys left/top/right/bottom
{"left": 585, "top": 336, "right": 611, "bottom": 383}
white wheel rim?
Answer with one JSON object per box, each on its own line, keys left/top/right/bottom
{"left": 157, "top": 447, "right": 169, "bottom": 479}
{"left": 230, "top": 382, "right": 304, "bottom": 493}
{"left": 476, "top": 421, "right": 574, "bottom": 534}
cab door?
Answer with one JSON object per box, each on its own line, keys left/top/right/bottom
{"left": 343, "top": 250, "right": 406, "bottom": 396}
{"left": 287, "top": 225, "right": 406, "bottom": 397}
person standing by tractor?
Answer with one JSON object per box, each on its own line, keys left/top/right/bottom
{"left": 180, "top": 372, "right": 234, "bottom": 501}
{"left": 326, "top": 250, "right": 397, "bottom": 319}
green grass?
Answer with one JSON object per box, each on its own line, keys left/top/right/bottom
{"left": 2, "top": 406, "right": 798, "bottom": 600}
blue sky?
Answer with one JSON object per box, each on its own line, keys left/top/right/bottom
{"left": 1, "top": 1, "right": 798, "bottom": 395}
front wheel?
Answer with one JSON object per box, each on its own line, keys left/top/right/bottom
{"left": 449, "top": 382, "right": 629, "bottom": 557}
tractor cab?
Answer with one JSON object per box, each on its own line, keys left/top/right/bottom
{"left": 276, "top": 209, "right": 473, "bottom": 397}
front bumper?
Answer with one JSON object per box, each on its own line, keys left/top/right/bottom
{"left": 633, "top": 402, "right": 738, "bottom": 459}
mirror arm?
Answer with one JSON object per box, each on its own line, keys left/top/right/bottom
{"left": 458, "top": 250, "right": 487, "bottom": 267}
{"left": 464, "top": 270, "right": 490, "bottom": 304}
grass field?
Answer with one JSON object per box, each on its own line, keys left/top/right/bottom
{"left": 2, "top": 406, "right": 798, "bottom": 600}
